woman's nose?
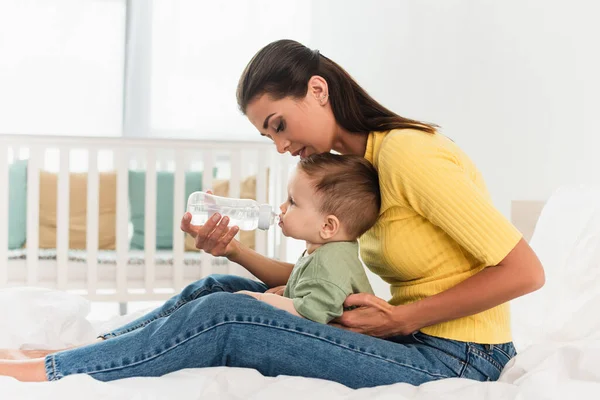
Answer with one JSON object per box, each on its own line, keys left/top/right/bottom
{"left": 274, "top": 137, "right": 290, "bottom": 154}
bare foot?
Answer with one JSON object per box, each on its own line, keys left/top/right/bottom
{"left": 0, "top": 358, "right": 48, "bottom": 381}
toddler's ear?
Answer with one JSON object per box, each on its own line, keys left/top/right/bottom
{"left": 320, "top": 215, "right": 340, "bottom": 240}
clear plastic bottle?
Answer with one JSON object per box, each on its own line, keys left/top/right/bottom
{"left": 186, "top": 191, "right": 279, "bottom": 230}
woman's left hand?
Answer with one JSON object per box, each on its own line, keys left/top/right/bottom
{"left": 331, "top": 293, "right": 417, "bottom": 338}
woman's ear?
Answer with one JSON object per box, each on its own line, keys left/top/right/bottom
{"left": 307, "top": 75, "right": 329, "bottom": 105}
{"left": 319, "top": 214, "right": 340, "bottom": 240}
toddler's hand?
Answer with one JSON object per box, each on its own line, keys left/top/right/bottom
{"left": 265, "top": 285, "right": 286, "bottom": 296}
{"left": 235, "top": 290, "right": 262, "bottom": 300}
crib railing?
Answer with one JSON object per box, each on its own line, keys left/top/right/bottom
{"left": 0, "top": 134, "right": 294, "bottom": 302}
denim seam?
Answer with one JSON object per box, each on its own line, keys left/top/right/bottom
{"left": 45, "top": 354, "right": 61, "bottom": 381}
{"left": 411, "top": 332, "right": 426, "bottom": 345}
{"left": 412, "top": 332, "right": 467, "bottom": 368}
{"left": 468, "top": 345, "right": 504, "bottom": 372}
{"left": 493, "top": 345, "right": 513, "bottom": 360}
{"left": 99, "top": 285, "right": 228, "bottom": 338}
{"left": 54, "top": 355, "right": 62, "bottom": 380}
{"left": 457, "top": 344, "right": 469, "bottom": 378}
{"left": 84, "top": 321, "right": 453, "bottom": 380}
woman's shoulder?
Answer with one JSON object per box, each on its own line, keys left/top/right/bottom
{"left": 374, "top": 129, "right": 457, "bottom": 168}
{"left": 382, "top": 128, "right": 450, "bottom": 147}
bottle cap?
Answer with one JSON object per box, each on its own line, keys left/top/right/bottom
{"left": 258, "top": 204, "right": 274, "bottom": 230}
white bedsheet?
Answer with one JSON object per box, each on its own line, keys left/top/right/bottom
{"left": 2, "top": 185, "right": 600, "bottom": 399}
{"left": 2, "top": 340, "right": 598, "bottom": 399}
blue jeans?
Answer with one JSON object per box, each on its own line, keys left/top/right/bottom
{"left": 45, "top": 275, "right": 516, "bottom": 388}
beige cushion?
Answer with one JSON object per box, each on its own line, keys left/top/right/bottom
{"left": 38, "top": 171, "right": 117, "bottom": 250}
{"left": 184, "top": 175, "right": 259, "bottom": 251}
{"left": 511, "top": 200, "right": 545, "bottom": 242}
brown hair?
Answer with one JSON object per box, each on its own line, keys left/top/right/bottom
{"left": 237, "top": 39, "right": 437, "bottom": 135}
{"left": 297, "top": 153, "right": 381, "bottom": 238}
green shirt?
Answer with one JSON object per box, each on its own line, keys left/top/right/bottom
{"left": 283, "top": 241, "right": 374, "bottom": 324}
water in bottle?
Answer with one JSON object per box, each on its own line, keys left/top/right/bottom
{"left": 186, "top": 191, "right": 279, "bottom": 230}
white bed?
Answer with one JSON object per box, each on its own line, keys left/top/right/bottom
{"left": 2, "top": 144, "right": 600, "bottom": 398}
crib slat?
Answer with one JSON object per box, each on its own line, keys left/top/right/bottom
{"left": 0, "top": 144, "right": 8, "bottom": 285}
{"left": 201, "top": 151, "right": 214, "bottom": 276}
{"left": 230, "top": 149, "right": 242, "bottom": 245}
{"left": 144, "top": 149, "right": 157, "bottom": 294}
{"left": 26, "top": 147, "right": 41, "bottom": 285}
{"left": 277, "top": 157, "right": 290, "bottom": 262}
{"left": 172, "top": 151, "right": 186, "bottom": 291}
{"left": 86, "top": 149, "right": 99, "bottom": 296}
{"left": 255, "top": 149, "right": 269, "bottom": 257}
{"left": 229, "top": 149, "right": 249, "bottom": 277}
{"left": 56, "top": 147, "right": 70, "bottom": 289}
{"left": 266, "top": 151, "right": 276, "bottom": 259}
{"left": 229, "top": 149, "right": 241, "bottom": 199}
{"left": 115, "top": 149, "right": 129, "bottom": 300}
{"left": 201, "top": 150, "right": 214, "bottom": 192}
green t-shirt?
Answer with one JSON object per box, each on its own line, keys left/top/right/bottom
{"left": 283, "top": 241, "right": 374, "bottom": 324}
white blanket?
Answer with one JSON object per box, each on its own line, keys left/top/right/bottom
{"left": 2, "top": 185, "right": 600, "bottom": 399}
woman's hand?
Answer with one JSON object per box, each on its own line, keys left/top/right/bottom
{"left": 264, "top": 285, "right": 286, "bottom": 296}
{"left": 180, "top": 202, "right": 241, "bottom": 260}
{"left": 331, "top": 293, "right": 417, "bottom": 338}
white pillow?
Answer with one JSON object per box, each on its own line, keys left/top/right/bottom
{"left": 511, "top": 185, "right": 600, "bottom": 350}
{"left": 0, "top": 287, "right": 96, "bottom": 349}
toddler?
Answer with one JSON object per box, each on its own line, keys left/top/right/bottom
{"left": 237, "top": 152, "right": 381, "bottom": 324}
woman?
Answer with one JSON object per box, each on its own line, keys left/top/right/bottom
{"left": 0, "top": 40, "right": 544, "bottom": 388}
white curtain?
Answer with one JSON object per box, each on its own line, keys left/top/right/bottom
{"left": 1, "top": 0, "right": 312, "bottom": 141}
{"left": 138, "top": 0, "right": 312, "bottom": 141}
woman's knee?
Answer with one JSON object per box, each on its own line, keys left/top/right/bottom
{"left": 178, "top": 274, "right": 232, "bottom": 301}
{"left": 194, "top": 291, "right": 247, "bottom": 310}
{"left": 198, "top": 274, "right": 237, "bottom": 290}
{"left": 186, "top": 291, "right": 268, "bottom": 322}
{"left": 187, "top": 274, "right": 267, "bottom": 297}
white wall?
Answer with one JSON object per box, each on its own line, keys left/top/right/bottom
{"left": 310, "top": 0, "right": 600, "bottom": 217}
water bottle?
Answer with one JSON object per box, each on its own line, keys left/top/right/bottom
{"left": 186, "top": 191, "right": 279, "bottom": 230}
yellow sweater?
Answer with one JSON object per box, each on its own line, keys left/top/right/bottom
{"left": 359, "top": 129, "right": 522, "bottom": 344}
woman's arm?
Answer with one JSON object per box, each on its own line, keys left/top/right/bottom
{"left": 336, "top": 238, "right": 544, "bottom": 337}
{"left": 402, "top": 238, "right": 544, "bottom": 333}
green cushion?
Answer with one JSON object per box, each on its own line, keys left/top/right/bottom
{"left": 8, "top": 160, "right": 27, "bottom": 249}
{"left": 129, "top": 170, "right": 213, "bottom": 250}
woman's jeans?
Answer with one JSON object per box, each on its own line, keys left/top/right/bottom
{"left": 45, "top": 274, "right": 516, "bottom": 388}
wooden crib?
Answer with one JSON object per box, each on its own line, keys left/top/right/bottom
{"left": 0, "top": 134, "right": 294, "bottom": 306}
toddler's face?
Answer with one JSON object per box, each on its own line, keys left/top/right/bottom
{"left": 278, "top": 170, "right": 325, "bottom": 243}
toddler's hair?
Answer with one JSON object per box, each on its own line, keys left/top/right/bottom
{"left": 297, "top": 153, "right": 381, "bottom": 238}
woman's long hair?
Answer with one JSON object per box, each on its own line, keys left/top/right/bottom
{"left": 237, "top": 39, "right": 437, "bottom": 135}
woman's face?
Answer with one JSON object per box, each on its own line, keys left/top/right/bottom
{"left": 245, "top": 80, "right": 337, "bottom": 159}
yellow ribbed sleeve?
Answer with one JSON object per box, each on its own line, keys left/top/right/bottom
{"left": 359, "top": 129, "right": 522, "bottom": 344}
